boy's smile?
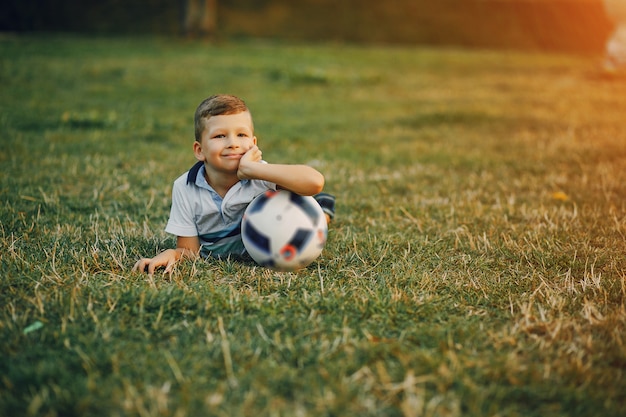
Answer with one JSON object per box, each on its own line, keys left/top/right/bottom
{"left": 223, "top": 153, "right": 244, "bottom": 159}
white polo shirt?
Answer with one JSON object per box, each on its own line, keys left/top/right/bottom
{"left": 165, "top": 161, "right": 276, "bottom": 258}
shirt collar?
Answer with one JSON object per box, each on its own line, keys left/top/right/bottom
{"left": 186, "top": 161, "right": 249, "bottom": 192}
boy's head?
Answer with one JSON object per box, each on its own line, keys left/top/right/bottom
{"left": 194, "top": 95, "right": 251, "bottom": 142}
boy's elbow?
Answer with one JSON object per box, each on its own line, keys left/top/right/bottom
{"left": 311, "top": 184, "right": 324, "bottom": 196}
{"left": 311, "top": 173, "right": 325, "bottom": 195}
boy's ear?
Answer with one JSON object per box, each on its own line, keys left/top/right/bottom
{"left": 253, "top": 136, "right": 257, "bottom": 145}
{"left": 193, "top": 141, "right": 205, "bottom": 161}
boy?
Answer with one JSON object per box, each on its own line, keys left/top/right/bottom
{"left": 133, "top": 94, "right": 335, "bottom": 275}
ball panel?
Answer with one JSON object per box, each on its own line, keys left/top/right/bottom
{"left": 289, "top": 193, "right": 323, "bottom": 224}
{"left": 242, "top": 219, "right": 271, "bottom": 254}
{"left": 246, "top": 190, "right": 277, "bottom": 215}
{"left": 283, "top": 228, "right": 313, "bottom": 254}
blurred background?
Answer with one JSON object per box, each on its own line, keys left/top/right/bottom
{"left": 1, "top": 0, "right": 614, "bottom": 54}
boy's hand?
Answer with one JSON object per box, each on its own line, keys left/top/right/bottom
{"left": 132, "top": 249, "right": 178, "bottom": 276}
{"left": 237, "top": 145, "right": 263, "bottom": 180}
{"left": 133, "top": 238, "right": 199, "bottom": 277}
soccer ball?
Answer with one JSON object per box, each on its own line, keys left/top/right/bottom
{"left": 242, "top": 190, "right": 328, "bottom": 271}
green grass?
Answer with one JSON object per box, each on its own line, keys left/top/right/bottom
{"left": 1, "top": 34, "right": 626, "bottom": 417}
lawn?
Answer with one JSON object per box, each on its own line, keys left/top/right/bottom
{"left": 1, "top": 34, "right": 625, "bottom": 417}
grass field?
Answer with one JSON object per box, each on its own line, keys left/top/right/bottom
{"left": 1, "top": 34, "right": 626, "bottom": 417}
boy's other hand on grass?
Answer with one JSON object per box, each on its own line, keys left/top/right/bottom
{"left": 132, "top": 249, "right": 178, "bottom": 275}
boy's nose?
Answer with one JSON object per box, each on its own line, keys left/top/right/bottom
{"left": 226, "top": 135, "right": 239, "bottom": 147}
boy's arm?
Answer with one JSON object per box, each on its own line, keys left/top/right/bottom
{"left": 175, "top": 236, "right": 201, "bottom": 261}
{"left": 238, "top": 146, "right": 325, "bottom": 196}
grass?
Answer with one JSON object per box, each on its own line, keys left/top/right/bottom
{"left": 1, "top": 34, "right": 626, "bottom": 416}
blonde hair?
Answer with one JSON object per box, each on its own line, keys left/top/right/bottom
{"left": 194, "top": 94, "right": 250, "bottom": 141}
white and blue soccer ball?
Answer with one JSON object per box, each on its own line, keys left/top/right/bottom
{"left": 242, "top": 190, "right": 328, "bottom": 271}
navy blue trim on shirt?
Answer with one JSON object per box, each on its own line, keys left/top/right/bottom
{"left": 199, "top": 220, "right": 243, "bottom": 244}
{"left": 186, "top": 161, "right": 204, "bottom": 185}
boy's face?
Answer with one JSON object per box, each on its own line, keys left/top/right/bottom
{"left": 194, "top": 111, "right": 257, "bottom": 175}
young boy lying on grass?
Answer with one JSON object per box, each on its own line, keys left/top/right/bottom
{"left": 133, "top": 94, "right": 335, "bottom": 275}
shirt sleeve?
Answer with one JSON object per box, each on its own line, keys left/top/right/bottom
{"left": 165, "top": 179, "right": 199, "bottom": 237}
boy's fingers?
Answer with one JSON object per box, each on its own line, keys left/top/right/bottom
{"left": 245, "top": 146, "right": 261, "bottom": 160}
{"left": 132, "top": 259, "right": 146, "bottom": 272}
{"left": 147, "top": 261, "right": 158, "bottom": 276}
{"left": 164, "top": 259, "right": 175, "bottom": 274}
